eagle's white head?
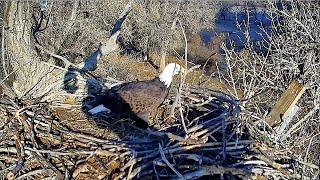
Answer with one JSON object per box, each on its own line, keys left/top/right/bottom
{"left": 159, "top": 63, "right": 185, "bottom": 87}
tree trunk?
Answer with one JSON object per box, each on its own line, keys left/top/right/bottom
{"left": 3, "top": 1, "right": 132, "bottom": 101}
{"left": 3, "top": 1, "right": 65, "bottom": 99}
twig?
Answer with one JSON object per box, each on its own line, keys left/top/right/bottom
{"left": 1, "top": 26, "right": 7, "bottom": 77}
{"left": 221, "top": 119, "right": 227, "bottom": 160}
{"left": 147, "top": 128, "right": 185, "bottom": 142}
{"left": 0, "top": 60, "right": 32, "bottom": 85}
{"left": 173, "top": 154, "right": 215, "bottom": 164}
{"left": 303, "top": 133, "right": 320, "bottom": 173}
{"left": 16, "top": 169, "right": 50, "bottom": 180}
{"left": 7, "top": 106, "right": 31, "bottom": 180}
{"left": 170, "top": 19, "right": 189, "bottom": 135}
{"left": 6, "top": 160, "right": 23, "bottom": 180}
{"left": 295, "top": 159, "right": 319, "bottom": 170}
{"left": 158, "top": 144, "right": 185, "bottom": 179}
{"left": 284, "top": 106, "right": 318, "bottom": 136}
{"left": 127, "top": 154, "right": 136, "bottom": 180}
{"left": 276, "top": 9, "right": 314, "bottom": 41}
{"left": 42, "top": 61, "right": 69, "bottom": 72}
{"left": 24, "top": 147, "right": 116, "bottom": 157}
{"left": 35, "top": 43, "right": 77, "bottom": 68}
{"left": 178, "top": 165, "right": 247, "bottom": 180}
{"left": 254, "top": 155, "right": 293, "bottom": 177}
{"left": 31, "top": 151, "right": 63, "bottom": 179}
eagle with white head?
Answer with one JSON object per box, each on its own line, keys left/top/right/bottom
{"left": 89, "top": 63, "right": 185, "bottom": 126}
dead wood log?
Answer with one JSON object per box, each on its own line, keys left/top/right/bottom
{"left": 265, "top": 80, "right": 306, "bottom": 127}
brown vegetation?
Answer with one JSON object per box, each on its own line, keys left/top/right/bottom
{"left": 0, "top": 0, "right": 319, "bottom": 179}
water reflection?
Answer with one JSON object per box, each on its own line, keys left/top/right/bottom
{"left": 201, "top": 3, "right": 283, "bottom": 54}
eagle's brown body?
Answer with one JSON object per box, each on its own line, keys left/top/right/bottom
{"left": 97, "top": 77, "right": 168, "bottom": 124}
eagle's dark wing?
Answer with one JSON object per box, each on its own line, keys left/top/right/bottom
{"left": 116, "top": 79, "right": 168, "bottom": 124}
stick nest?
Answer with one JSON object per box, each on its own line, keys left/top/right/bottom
{"left": 0, "top": 84, "right": 303, "bottom": 179}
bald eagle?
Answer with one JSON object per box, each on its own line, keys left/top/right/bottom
{"left": 88, "top": 63, "right": 185, "bottom": 126}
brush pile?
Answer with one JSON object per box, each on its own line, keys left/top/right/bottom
{"left": 0, "top": 85, "right": 303, "bottom": 179}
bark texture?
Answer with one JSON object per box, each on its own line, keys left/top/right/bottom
{"left": 4, "top": 1, "right": 63, "bottom": 98}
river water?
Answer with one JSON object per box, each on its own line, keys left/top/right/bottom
{"left": 200, "top": 2, "right": 285, "bottom": 54}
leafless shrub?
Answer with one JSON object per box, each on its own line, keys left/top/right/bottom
{"left": 267, "top": 2, "right": 320, "bottom": 177}
{"left": 120, "top": 0, "right": 219, "bottom": 57}
{"left": 215, "top": 1, "right": 319, "bottom": 178}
